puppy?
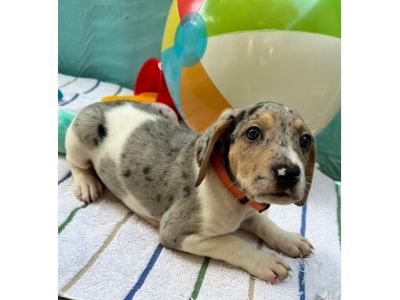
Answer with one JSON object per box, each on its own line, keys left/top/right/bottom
{"left": 65, "top": 100, "right": 316, "bottom": 283}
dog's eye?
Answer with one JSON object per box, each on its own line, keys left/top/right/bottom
{"left": 246, "top": 127, "right": 261, "bottom": 141}
{"left": 300, "top": 134, "right": 312, "bottom": 149}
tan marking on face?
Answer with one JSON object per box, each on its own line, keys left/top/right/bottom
{"left": 293, "top": 118, "right": 305, "bottom": 133}
{"left": 229, "top": 111, "right": 277, "bottom": 191}
{"left": 257, "top": 111, "right": 274, "bottom": 131}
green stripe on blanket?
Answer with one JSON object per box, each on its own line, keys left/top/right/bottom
{"left": 58, "top": 203, "right": 88, "bottom": 234}
{"left": 335, "top": 183, "right": 341, "bottom": 244}
{"left": 190, "top": 257, "right": 211, "bottom": 299}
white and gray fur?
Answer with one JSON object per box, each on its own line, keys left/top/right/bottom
{"left": 65, "top": 100, "right": 316, "bottom": 283}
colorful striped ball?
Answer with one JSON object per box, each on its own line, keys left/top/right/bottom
{"left": 161, "top": 0, "right": 340, "bottom": 133}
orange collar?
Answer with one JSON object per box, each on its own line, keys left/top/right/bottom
{"left": 210, "top": 151, "right": 270, "bottom": 213}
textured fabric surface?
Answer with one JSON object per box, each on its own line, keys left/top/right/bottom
{"left": 58, "top": 0, "right": 171, "bottom": 88}
{"left": 58, "top": 74, "right": 341, "bottom": 300}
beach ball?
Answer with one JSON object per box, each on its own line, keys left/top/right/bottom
{"left": 161, "top": 0, "right": 341, "bottom": 133}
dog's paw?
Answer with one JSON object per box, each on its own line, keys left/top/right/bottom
{"left": 274, "top": 232, "right": 314, "bottom": 258}
{"left": 249, "top": 252, "right": 292, "bottom": 284}
{"left": 73, "top": 174, "right": 104, "bottom": 203}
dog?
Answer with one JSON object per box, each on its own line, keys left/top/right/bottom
{"left": 65, "top": 100, "right": 316, "bottom": 283}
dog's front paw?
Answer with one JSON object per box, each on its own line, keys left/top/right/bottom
{"left": 274, "top": 232, "right": 314, "bottom": 258}
{"left": 249, "top": 252, "right": 292, "bottom": 284}
{"left": 73, "top": 174, "right": 104, "bottom": 203}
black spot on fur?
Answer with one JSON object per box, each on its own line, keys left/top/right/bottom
{"left": 123, "top": 169, "right": 131, "bottom": 177}
{"left": 235, "top": 110, "right": 246, "bottom": 125}
{"left": 168, "top": 195, "right": 174, "bottom": 202}
{"left": 143, "top": 166, "right": 151, "bottom": 175}
{"left": 247, "top": 103, "right": 263, "bottom": 116}
{"left": 197, "top": 145, "right": 203, "bottom": 155}
{"left": 230, "top": 133, "right": 236, "bottom": 144}
{"left": 93, "top": 138, "right": 98, "bottom": 146}
{"left": 183, "top": 186, "right": 191, "bottom": 197}
{"left": 97, "top": 124, "right": 107, "bottom": 139}
{"left": 156, "top": 194, "right": 161, "bottom": 202}
{"left": 204, "top": 138, "right": 210, "bottom": 148}
{"left": 145, "top": 176, "right": 153, "bottom": 182}
{"left": 181, "top": 171, "right": 188, "bottom": 179}
{"left": 189, "top": 139, "right": 196, "bottom": 147}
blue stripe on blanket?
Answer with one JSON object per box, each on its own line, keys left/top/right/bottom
{"left": 124, "top": 244, "right": 164, "bottom": 300}
{"left": 113, "top": 85, "right": 123, "bottom": 96}
{"left": 59, "top": 79, "right": 101, "bottom": 107}
{"left": 59, "top": 77, "right": 77, "bottom": 89}
{"left": 58, "top": 171, "right": 72, "bottom": 185}
{"left": 83, "top": 80, "right": 101, "bottom": 94}
{"left": 298, "top": 203, "right": 308, "bottom": 300}
{"left": 59, "top": 93, "right": 79, "bottom": 106}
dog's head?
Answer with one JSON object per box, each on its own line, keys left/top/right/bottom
{"left": 195, "top": 102, "right": 316, "bottom": 206}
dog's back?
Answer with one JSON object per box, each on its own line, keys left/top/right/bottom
{"left": 65, "top": 101, "right": 198, "bottom": 224}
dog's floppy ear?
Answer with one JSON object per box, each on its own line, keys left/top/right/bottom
{"left": 194, "top": 108, "right": 238, "bottom": 187}
{"left": 295, "top": 141, "right": 317, "bottom": 206}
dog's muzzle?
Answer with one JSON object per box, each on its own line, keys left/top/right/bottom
{"left": 272, "top": 164, "right": 300, "bottom": 188}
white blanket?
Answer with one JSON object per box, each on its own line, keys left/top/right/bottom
{"left": 58, "top": 74, "right": 341, "bottom": 300}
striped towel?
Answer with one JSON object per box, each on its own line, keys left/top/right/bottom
{"left": 58, "top": 74, "right": 341, "bottom": 300}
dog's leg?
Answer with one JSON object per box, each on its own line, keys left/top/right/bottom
{"left": 240, "top": 214, "right": 313, "bottom": 258}
{"left": 69, "top": 165, "right": 104, "bottom": 203}
{"left": 65, "top": 126, "right": 103, "bottom": 203}
{"left": 179, "top": 234, "right": 291, "bottom": 283}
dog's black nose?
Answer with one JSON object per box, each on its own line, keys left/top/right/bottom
{"left": 273, "top": 164, "right": 300, "bottom": 188}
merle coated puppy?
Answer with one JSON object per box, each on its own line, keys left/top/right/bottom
{"left": 65, "top": 100, "right": 316, "bottom": 283}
